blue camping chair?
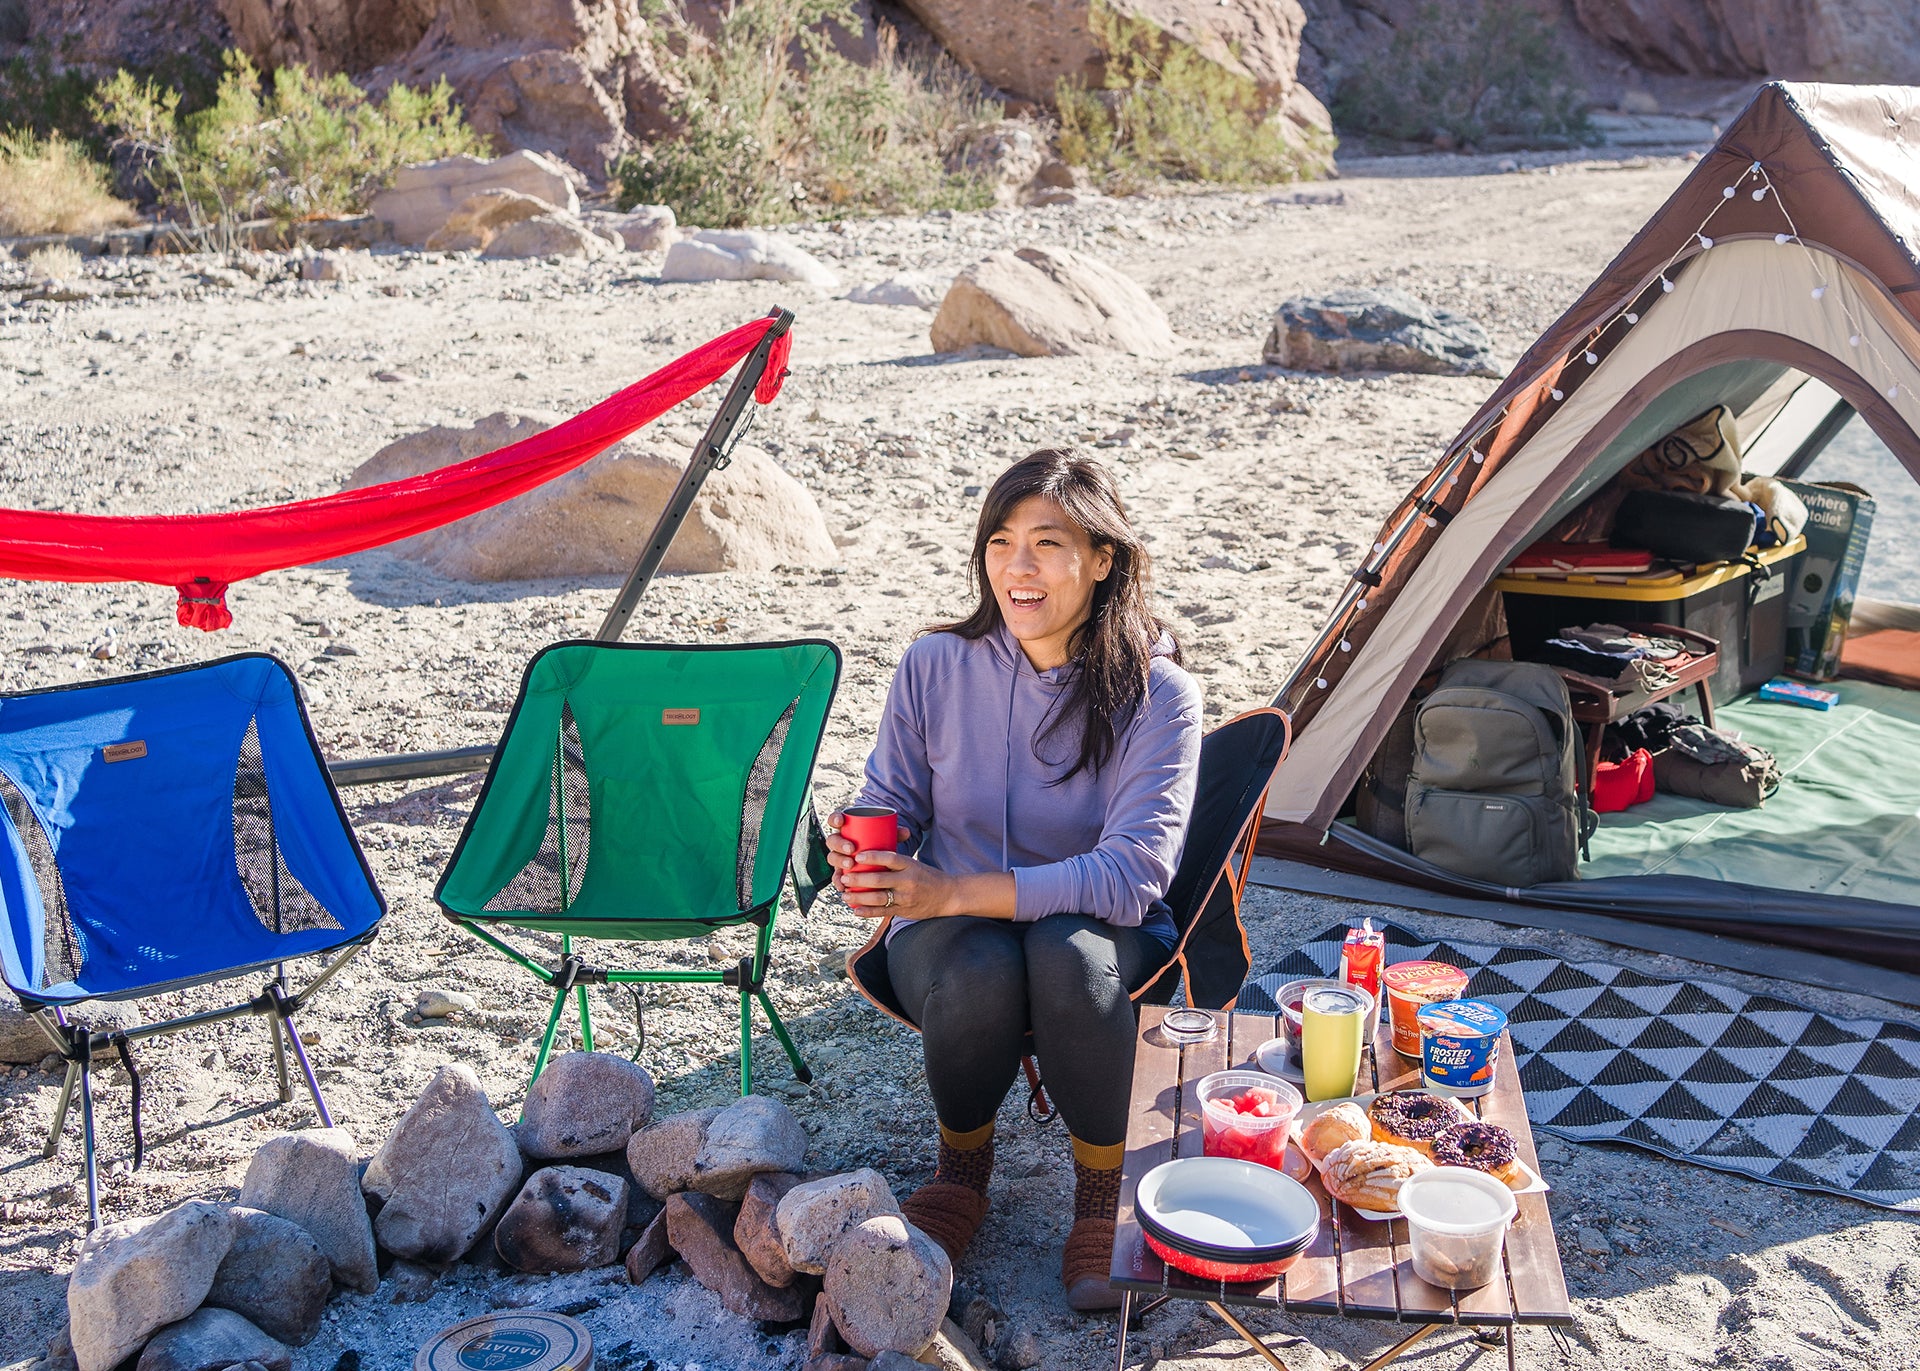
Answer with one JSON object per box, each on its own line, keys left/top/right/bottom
{"left": 0, "top": 653, "right": 385, "bottom": 1226}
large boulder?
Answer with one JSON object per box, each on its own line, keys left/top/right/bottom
{"left": 1261, "top": 288, "right": 1501, "bottom": 378}
{"left": 203, "top": 1209, "right": 332, "bottom": 1347}
{"left": 343, "top": 413, "right": 838, "bottom": 581}
{"left": 216, "top": 0, "right": 435, "bottom": 73}
{"left": 238, "top": 1127, "right": 378, "bottom": 1295}
{"left": 369, "top": 151, "right": 580, "bottom": 247}
{"left": 898, "top": 0, "right": 1310, "bottom": 109}
{"left": 691, "top": 1095, "right": 809, "bottom": 1201}
{"left": 481, "top": 212, "right": 615, "bottom": 260}
{"left": 600, "top": 205, "right": 677, "bottom": 253}
{"left": 465, "top": 47, "right": 631, "bottom": 180}
{"left": 823, "top": 1214, "right": 952, "bottom": 1359}
{"left": 134, "top": 1308, "right": 290, "bottom": 1371}
{"left": 775, "top": 1168, "right": 902, "bottom": 1276}
{"left": 661, "top": 230, "right": 841, "bottom": 289}
{"left": 362, "top": 1064, "right": 523, "bottom": 1263}
{"left": 424, "top": 189, "right": 564, "bottom": 252}
{"left": 664, "top": 1192, "right": 807, "bottom": 1323}
{"left": 493, "top": 1165, "right": 629, "bottom": 1273}
{"left": 930, "top": 246, "right": 1177, "bottom": 359}
{"left": 516, "top": 1052, "right": 656, "bottom": 1160}
{"left": 1569, "top": 0, "right": 1920, "bottom": 82}
{"left": 67, "top": 1201, "right": 233, "bottom": 1371}
{"left": 626, "top": 1106, "right": 725, "bottom": 1201}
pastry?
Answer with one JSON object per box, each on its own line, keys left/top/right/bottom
{"left": 1320, "top": 1139, "right": 1431, "bottom": 1212}
{"left": 1369, "top": 1090, "right": 1468, "bottom": 1156}
{"left": 1299, "top": 1102, "right": 1369, "bottom": 1165}
{"left": 1431, "top": 1121, "right": 1525, "bottom": 1186}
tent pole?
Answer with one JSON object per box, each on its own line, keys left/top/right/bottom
{"left": 327, "top": 306, "right": 795, "bottom": 788}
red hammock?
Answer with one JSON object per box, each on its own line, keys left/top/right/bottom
{"left": 0, "top": 316, "right": 792, "bottom": 629}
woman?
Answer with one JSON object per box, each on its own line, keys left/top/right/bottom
{"left": 828, "top": 449, "right": 1202, "bottom": 1311}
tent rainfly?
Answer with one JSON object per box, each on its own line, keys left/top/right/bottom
{"left": 1260, "top": 82, "right": 1920, "bottom": 979}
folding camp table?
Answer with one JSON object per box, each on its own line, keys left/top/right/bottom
{"left": 1110, "top": 1007, "right": 1573, "bottom": 1370}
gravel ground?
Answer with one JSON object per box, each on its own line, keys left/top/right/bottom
{"left": 2, "top": 146, "right": 1916, "bottom": 1371}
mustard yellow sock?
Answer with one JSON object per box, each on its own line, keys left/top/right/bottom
{"left": 1071, "top": 1135, "right": 1124, "bottom": 1221}
{"left": 935, "top": 1121, "right": 995, "bottom": 1195}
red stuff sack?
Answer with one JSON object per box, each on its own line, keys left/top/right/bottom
{"left": 1593, "top": 748, "right": 1656, "bottom": 813}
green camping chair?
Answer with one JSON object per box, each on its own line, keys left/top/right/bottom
{"left": 434, "top": 639, "right": 841, "bottom": 1094}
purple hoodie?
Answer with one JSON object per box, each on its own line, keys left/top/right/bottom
{"left": 854, "top": 622, "right": 1203, "bottom": 945}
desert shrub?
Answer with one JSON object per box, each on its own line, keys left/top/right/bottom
{"left": 25, "top": 242, "right": 83, "bottom": 280}
{"left": 615, "top": 0, "right": 997, "bottom": 226}
{"left": 89, "top": 49, "right": 486, "bottom": 229}
{"left": 1332, "top": 0, "right": 1592, "bottom": 148}
{"left": 0, "top": 128, "right": 136, "bottom": 233}
{"left": 1055, "top": 2, "right": 1331, "bottom": 190}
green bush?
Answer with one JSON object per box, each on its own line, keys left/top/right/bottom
{"left": 1331, "top": 0, "right": 1592, "bottom": 148}
{"left": 1055, "top": 2, "right": 1332, "bottom": 190}
{"left": 615, "top": 0, "right": 997, "bottom": 227}
{"left": 90, "top": 49, "right": 486, "bottom": 230}
{"left": 0, "top": 128, "right": 136, "bottom": 234}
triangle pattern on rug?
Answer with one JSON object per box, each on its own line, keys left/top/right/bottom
{"left": 1236, "top": 921, "right": 1920, "bottom": 1211}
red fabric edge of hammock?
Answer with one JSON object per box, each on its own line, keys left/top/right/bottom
{"left": 0, "top": 317, "right": 791, "bottom": 629}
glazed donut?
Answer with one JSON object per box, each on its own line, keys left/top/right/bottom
{"left": 1431, "top": 1121, "right": 1524, "bottom": 1186}
{"left": 1369, "top": 1091, "right": 1468, "bottom": 1156}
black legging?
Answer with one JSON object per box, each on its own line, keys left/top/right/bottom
{"left": 887, "top": 913, "right": 1166, "bottom": 1147}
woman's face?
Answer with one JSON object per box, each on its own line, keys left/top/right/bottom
{"left": 984, "top": 494, "right": 1113, "bottom": 671}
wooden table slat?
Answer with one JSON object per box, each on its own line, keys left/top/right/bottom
{"left": 1110, "top": 1005, "right": 1183, "bottom": 1290}
{"left": 1324, "top": 1021, "right": 1406, "bottom": 1319}
{"left": 1478, "top": 1031, "right": 1574, "bottom": 1325}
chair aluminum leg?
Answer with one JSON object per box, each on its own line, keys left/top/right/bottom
{"left": 281, "top": 1015, "right": 334, "bottom": 1128}
{"left": 576, "top": 983, "right": 594, "bottom": 1054}
{"left": 530, "top": 983, "right": 572, "bottom": 1086}
{"left": 79, "top": 1061, "right": 100, "bottom": 1231}
{"left": 44, "top": 1060, "right": 79, "bottom": 1159}
{"left": 738, "top": 990, "right": 753, "bottom": 1096}
{"left": 1114, "top": 1291, "right": 1134, "bottom": 1371}
{"left": 267, "top": 1012, "right": 294, "bottom": 1104}
{"left": 754, "top": 990, "right": 811, "bottom": 1084}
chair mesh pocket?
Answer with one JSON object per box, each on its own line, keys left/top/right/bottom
{"left": 233, "top": 717, "right": 342, "bottom": 935}
{"left": 486, "top": 702, "right": 592, "bottom": 915}
{"left": 0, "top": 767, "right": 81, "bottom": 990}
{"left": 737, "top": 699, "right": 797, "bottom": 911}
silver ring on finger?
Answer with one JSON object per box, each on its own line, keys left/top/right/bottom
{"left": 885, "top": 888, "right": 896, "bottom": 908}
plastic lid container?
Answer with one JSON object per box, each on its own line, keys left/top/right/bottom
{"left": 1398, "top": 1166, "right": 1517, "bottom": 1291}
{"left": 1196, "top": 1069, "right": 1302, "bottom": 1170}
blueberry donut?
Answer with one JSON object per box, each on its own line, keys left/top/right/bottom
{"left": 1368, "top": 1091, "right": 1467, "bottom": 1155}
{"left": 1431, "top": 1121, "right": 1524, "bottom": 1185}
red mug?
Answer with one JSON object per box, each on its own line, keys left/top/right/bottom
{"left": 839, "top": 806, "right": 899, "bottom": 881}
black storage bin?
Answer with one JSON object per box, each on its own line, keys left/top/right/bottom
{"left": 1496, "top": 539, "right": 1805, "bottom": 702}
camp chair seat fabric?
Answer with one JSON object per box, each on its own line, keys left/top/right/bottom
{"left": 437, "top": 639, "right": 841, "bottom": 1093}
{"left": 0, "top": 653, "right": 387, "bottom": 1226}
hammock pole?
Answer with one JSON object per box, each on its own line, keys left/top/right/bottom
{"left": 328, "top": 305, "right": 796, "bottom": 789}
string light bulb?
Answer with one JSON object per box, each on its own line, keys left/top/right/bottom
{"left": 1890, "top": 385, "right": 1902, "bottom": 400}
{"left": 1338, "top": 640, "right": 1351, "bottom": 652}
{"left": 1626, "top": 312, "right": 1639, "bottom": 324}
{"left": 1812, "top": 285, "right": 1827, "bottom": 300}
{"left": 1550, "top": 388, "right": 1565, "bottom": 401}
{"left": 1776, "top": 233, "right": 1792, "bottom": 245}
{"left": 1471, "top": 450, "right": 1485, "bottom": 464}
{"left": 1585, "top": 350, "right": 1599, "bottom": 364}
{"left": 1752, "top": 187, "right": 1767, "bottom": 201}
{"left": 1849, "top": 334, "right": 1861, "bottom": 348}
{"left": 1698, "top": 234, "right": 1713, "bottom": 249}
{"left": 1660, "top": 277, "right": 1674, "bottom": 293}
{"left": 1722, "top": 186, "right": 1736, "bottom": 198}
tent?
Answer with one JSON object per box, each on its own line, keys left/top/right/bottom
{"left": 1256, "top": 82, "right": 1920, "bottom": 988}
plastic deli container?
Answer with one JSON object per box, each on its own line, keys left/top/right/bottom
{"left": 1383, "top": 961, "right": 1471, "bottom": 1057}
{"left": 1135, "top": 1156, "right": 1320, "bottom": 1283}
{"left": 1417, "top": 999, "right": 1509, "bottom": 1098}
{"left": 1196, "top": 1070, "right": 1303, "bottom": 1170}
{"left": 1398, "top": 1166, "right": 1517, "bottom": 1290}
{"left": 1272, "top": 978, "right": 1375, "bottom": 1072}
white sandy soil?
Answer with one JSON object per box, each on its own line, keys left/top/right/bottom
{"left": 2, "top": 149, "right": 1917, "bottom": 1371}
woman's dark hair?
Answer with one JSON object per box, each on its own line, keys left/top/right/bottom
{"left": 931, "top": 449, "right": 1179, "bottom": 781}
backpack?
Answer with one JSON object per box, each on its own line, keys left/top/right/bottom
{"left": 1405, "top": 660, "right": 1595, "bottom": 887}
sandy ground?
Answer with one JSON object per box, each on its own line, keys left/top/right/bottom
{"left": 2, "top": 147, "right": 1918, "bottom": 1370}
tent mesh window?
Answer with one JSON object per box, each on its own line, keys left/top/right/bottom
{"left": 0, "top": 767, "right": 81, "bottom": 990}
{"left": 232, "top": 717, "right": 341, "bottom": 935}
{"left": 736, "top": 699, "right": 798, "bottom": 911}
{"left": 486, "top": 702, "right": 591, "bottom": 915}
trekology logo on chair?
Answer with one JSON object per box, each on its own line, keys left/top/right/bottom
{"left": 662, "top": 707, "right": 701, "bottom": 725}
{"left": 101, "top": 740, "right": 147, "bottom": 762}
{"left": 417, "top": 1313, "right": 592, "bottom": 1371}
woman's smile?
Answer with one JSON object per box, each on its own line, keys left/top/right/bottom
{"left": 985, "top": 496, "right": 1112, "bottom": 671}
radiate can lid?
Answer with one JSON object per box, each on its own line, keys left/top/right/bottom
{"left": 417, "top": 1312, "right": 593, "bottom": 1371}
{"left": 1415, "top": 998, "right": 1508, "bottom": 1037}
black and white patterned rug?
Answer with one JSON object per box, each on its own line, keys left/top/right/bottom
{"left": 1239, "top": 923, "right": 1920, "bottom": 1211}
